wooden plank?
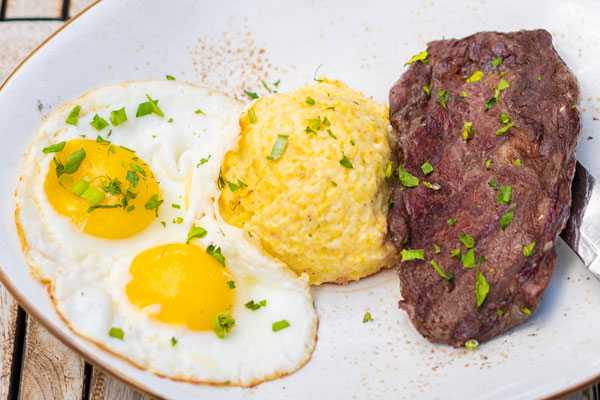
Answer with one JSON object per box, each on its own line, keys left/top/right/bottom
{"left": 68, "top": 0, "right": 95, "bottom": 19}
{"left": 89, "top": 368, "right": 153, "bottom": 400}
{"left": 17, "top": 315, "right": 85, "bottom": 400}
{"left": 0, "top": 21, "right": 63, "bottom": 81}
{"left": 0, "top": 284, "right": 20, "bottom": 400}
{"left": 5, "top": 0, "right": 63, "bottom": 19}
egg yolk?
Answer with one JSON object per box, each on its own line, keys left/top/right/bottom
{"left": 126, "top": 244, "right": 235, "bottom": 331}
{"left": 44, "top": 139, "right": 161, "bottom": 239}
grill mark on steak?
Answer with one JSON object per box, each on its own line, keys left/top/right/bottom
{"left": 387, "top": 30, "right": 581, "bottom": 347}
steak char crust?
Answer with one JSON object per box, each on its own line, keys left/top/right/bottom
{"left": 388, "top": 29, "right": 581, "bottom": 346}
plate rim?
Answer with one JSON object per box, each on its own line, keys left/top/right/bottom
{"left": 0, "top": 1, "right": 597, "bottom": 399}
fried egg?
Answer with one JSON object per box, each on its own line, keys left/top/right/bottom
{"left": 15, "top": 80, "right": 317, "bottom": 386}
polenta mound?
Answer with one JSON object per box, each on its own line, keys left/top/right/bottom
{"left": 219, "top": 79, "right": 397, "bottom": 285}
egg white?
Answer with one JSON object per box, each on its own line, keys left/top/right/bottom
{"left": 16, "top": 80, "right": 318, "bottom": 386}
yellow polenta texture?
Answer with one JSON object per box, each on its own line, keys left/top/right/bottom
{"left": 219, "top": 79, "right": 397, "bottom": 285}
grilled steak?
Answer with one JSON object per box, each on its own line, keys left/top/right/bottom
{"left": 387, "top": 29, "right": 581, "bottom": 346}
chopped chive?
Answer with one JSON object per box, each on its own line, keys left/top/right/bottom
{"left": 272, "top": 320, "right": 290, "bottom": 332}
{"left": 362, "top": 312, "right": 373, "bottom": 323}
{"left": 305, "top": 96, "right": 315, "bottom": 105}
{"left": 523, "top": 241, "right": 535, "bottom": 257}
{"left": 423, "top": 85, "right": 430, "bottom": 96}
{"left": 339, "top": 153, "right": 353, "bottom": 169}
{"left": 459, "top": 232, "right": 475, "bottom": 249}
{"left": 385, "top": 161, "right": 393, "bottom": 179}
{"left": 497, "top": 185, "right": 512, "bottom": 204}
{"left": 437, "top": 90, "right": 449, "bottom": 110}
{"left": 431, "top": 259, "right": 453, "bottom": 281}
{"left": 398, "top": 165, "right": 419, "bottom": 187}
{"left": 110, "top": 107, "right": 127, "bottom": 126}
{"left": 494, "top": 121, "right": 515, "bottom": 136}
{"left": 261, "top": 80, "right": 272, "bottom": 93}
{"left": 447, "top": 218, "right": 456, "bottom": 226}
{"left": 212, "top": 312, "right": 235, "bottom": 339}
{"left": 66, "top": 105, "right": 81, "bottom": 125}
{"left": 266, "top": 134, "right": 289, "bottom": 160}
{"left": 108, "top": 327, "right": 124, "bottom": 340}
{"left": 90, "top": 114, "right": 109, "bottom": 131}
{"left": 243, "top": 90, "right": 259, "bottom": 99}
{"left": 401, "top": 249, "right": 424, "bottom": 261}
{"left": 248, "top": 109, "right": 257, "bottom": 123}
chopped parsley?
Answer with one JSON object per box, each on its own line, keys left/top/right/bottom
{"left": 305, "top": 96, "right": 315, "bottom": 105}
{"left": 243, "top": 89, "right": 259, "bottom": 99}
{"left": 327, "top": 129, "right": 337, "bottom": 139}
{"left": 447, "top": 218, "right": 456, "bottom": 226}
{"left": 523, "top": 241, "right": 536, "bottom": 257}
{"left": 126, "top": 170, "right": 139, "bottom": 188}
{"left": 211, "top": 312, "right": 235, "bottom": 339}
{"left": 272, "top": 320, "right": 290, "bottom": 332}
{"left": 499, "top": 112, "right": 510, "bottom": 124}
{"left": 405, "top": 49, "right": 428, "bottom": 65}
{"left": 538, "top": 74, "right": 542, "bottom": 81}
{"left": 226, "top": 280, "right": 236, "bottom": 289}
{"left": 226, "top": 179, "right": 246, "bottom": 192}
{"left": 488, "top": 179, "right": 499, "bottom": 190}
{"left": 42, "top": 142, "right": 66, "bottom": 154}
{"left": 166, "top": 75, "right": 175, "bottom": 80}
{"left": 485, "top": 96, "right": 500, "bottom": 111}
{"left": 475, "top": 268, "right": 490, "bottom": 307}
{"left": 55, "top": 148, "right": 86, "bottom": 178}
{"left": 512, "top": 159, "right": 521, "bottom": 166}
{"left": 108, "top": 327, "right": 124, "bottom": 340}
{"left": 451, "top": 248, "right": 461, "bottom": 258}
{"left": 206, "top": 244, "right": 225, "bottom": 266}
{"left": 66, "top": 105, "right": 81, "bottom": 125}
{"left": 421, "top": 161, "right": 434, "bottom": 176}
{"left": 497, "top": 78, "right": 510, "bottom": 91}
{"left": 401, "top": 249, "right": 424, "bottom": 262}
{"left": 431, "top": 260, "right": 453, "bottom": 281}
{"left": 95, "top": 135, "right": 110, "bottom": 144}
{"left": 245, "top": 299, "right": 267, "bottom": 311}
{"left": 486, "top": 159, "right": 491, "bottom": 168}
{"left": 459, "top": 232, "right": 475, "bottom": 249}
{"left": 170, "top": 337, "right": 178, "bottom": 346}
{"left": 465, "top": 339, "right": 479, "bottom": 350}
{"left": 496, "top": 309, "right": 504, "bottom": 316}
{"left": 423, "top": 85, "right": 430, "bottom": 96}
{"left": 522, "top": 307, "right": 532, "bottom": 315}
{"left": 186, "top": 225, "right": 207, "bottom": 244}
{"left": 494, "top": 121, "right": 515, "bottom": 136}
{"left": 398, "top": 165, "right": 419, "bottom": 187}
{"left": 437, "top": 90, "right": 449, "bottom": 110}
{"left": 266, "top": 134, "right": 289, "bottom": 160}
{"left": 110, "top": 107, "right": 128, "bottom": 126}
{"left": 434, "top": 244, "right": 441, "bottom": 254}
{"left": 322, "top": 116, "right": 330, "bottom": 126}
{"left": 339, "top": 153, "right": 353, "bottom": 169}
{"left": 362, "top": 312, "right": 373, "bottom": 323}
{"left": 385, "top": 161, "right": 393, "bottom": 179}
{"left": 194, "top": 109, "right": 205, "bottom": 115}
{"left": 197, "top": 155, "right": 211, "bottom": 166}
{"left": 462, "top": 121, "right": 473, "bottom": 141}
{"left": 90, "top": 114, "right": 109, "bottom": 131}
{"left": 248, "top": 109, "right": 257, "bottom": 123}
{"left": 331, "top": 180, "right": 337, "bottom": 187}
{"left": 462, "top": 248, "right": 475, "bottom": 269}
{"left": 144, "top": 194, "right": 163, "bottom": 216}
{"left": 171, "top": 203, "right": 180, "bottom": 209}
{"left": 261, "top": 80, "right": 272, "bottom": 93}
{"left": 466, "top": 70, "right": 484, "bottom": 83}
{"left": 501, "top": 210, "right": 514, "bottom": 230}
{"left": 491, "top": 57, "right": 503, "bottom": 68}
{"left": 497, "top": 185, "right": 512, "bottom": 204}
{"left": 422, "top": 181, "right": 441, "bottom": 190}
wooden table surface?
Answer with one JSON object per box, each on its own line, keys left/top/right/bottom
{"left": 0, "top": 1, "right": 599, "bottom": 399}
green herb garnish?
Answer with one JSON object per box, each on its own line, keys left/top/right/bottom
{"left": 170, "top": 337, "right": 177, "bottom": 346}
{"left": 212, "top": 312, "right": 235, "bottom": 339}
{"left": 486, "top": 159, "right": 491, "bottom": 168}
{"left": 327, "top": 129, "right": 337, "bottom": 139}
{"left": 398, "top": 165, "right": 419, "bottom": 187}
{"left": 248, "top": 109, "right": 257, "bottom": 123}
{"left": 401, "top": 249, "right": 425, "bottom": 262}
{"left": 362, "top": 312, "right": 373, "bottom": 323}
{"left": 66, "top": 105, "right": 81, "bottom": 125}
{"left": 465, "top": 339, "right": 479, "bottom": 350}
{"left": 423, "top": 85, "right": 430, "bottom": 96}
{"left": 197, "top": 155, "right": 211, "bottom": 167}
{"left": 501, "top": 210, "right": 514, "bottom": 230}
{"left": 266, "top": 134, "right": 289, "bottom": 161}
{"left": 491, "top": 57, "right": 503, "bottom": 68}
{"left": 447, "top": 218, "right": 456, "bottom": 226}
{"left": 226, "top": 281, "right": 236, "bottom": 289}
{"left": 437, "top": 90, "right": 449, "bottom": 110}
{"left": 186, "top": 225, "right": 207, "bottom": 244}
{"left": 431, "top": 260, "right": 453, "bottom": 281}
{"left": 206, "top": 244, "right": 225, "bottom": 266}
{"left": 226, "top": 179, "right": 246, "bottom": 192}
{"left": 166, "top": 75, "right": 175, "bottom": 80}
{"left": 434, "top": 244, "right": 441, "bottom": 254}
{"left": 459, "top": 232, "right": 475, "bottom": 249}
{"left": 488, "top": 179, "right": 499, "bottom": 190}
{"left": 305, "top": 96, "right": 315, "bottom": 105}
{"left": 522, "top": 307, "right": 532, "bottom": 315}
{"left": 272, "top": 320, "right": 290, "bottom": 332}
{"left": 90, "top": 114, "right": 109, "bottom": 131}
{"left": 244, "top": 90, "right": 259, "bottom": 99}
{"left": 475, "top": 268, "right": 489, "bottom": 307}
{"left": 421, "top": 161, "right": 434, "bottom": 176}
{"left": 462, "top": 121, "right": 473, "bottom": 141}
{"left": 144, "top": 194, "right": 163, "bottom": 216}
{"left": 108, "top": 327, "right": 124, "bottom": 340}
{"left": 512, "top": 159, "right": 521, "bottom": 166}
{"left": 135, "top": 99, "right": 159, "bottom": 118}
{"left": 462, "top": 248, "right": 475, "bottom": 269}
{"left": 42, "top": 142, "right": 66, "bottom": 154}
{"left": 494, "top": 121, "right": 515, "bottom": 136}
{"left": 466, "top": 71, "right": 484, "bottom": 83}
{"left": 340, "top": 153, "right": 353, "bottom": 169}
{"left": 70, "top": 179, "right": 105, "bottom": 205}
{"left": 523, "top": 241, "right": 535, "bottom": 257}
{"left": 497, "top": 185, "right": 512, "bottom": 204}
{"left": 405, "top": 49, "right": 428, "bottom": 65}
{"left": 499, "top": 113, "right": 510, "bottom": 124}
{"left": 385, "top": 161, "right": 393, "bottom": 179}
{"left": 245, "top": 299, "right": 267, "bottom": 311}
{"left": 261, "top": 80, "right": 272, "bottom": 93}
{"left": 110, "top": 107, "right": 128, "bottom": 126}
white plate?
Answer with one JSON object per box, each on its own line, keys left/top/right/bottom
{"left": 1, "top": 0, "right": 600, "bottom": 398}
